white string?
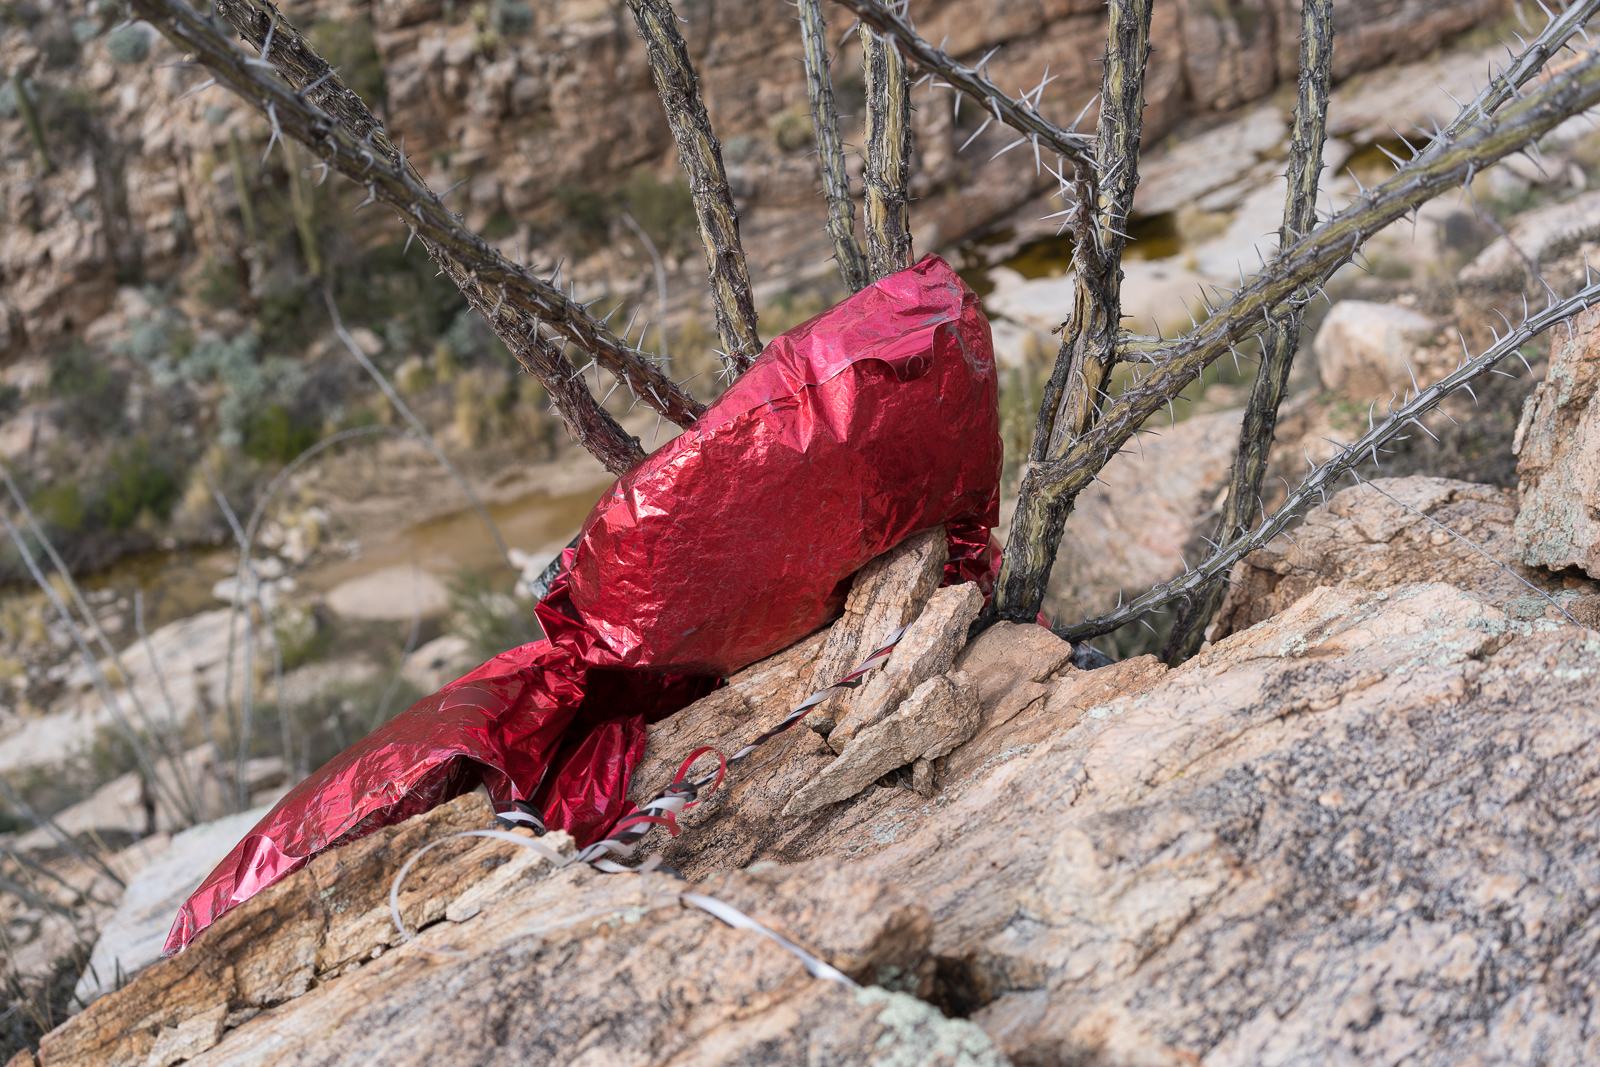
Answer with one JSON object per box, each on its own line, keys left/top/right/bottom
{"left": 389, "top": 832, "right": 857, "bottom": 984}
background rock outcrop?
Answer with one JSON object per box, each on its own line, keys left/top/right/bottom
{"left": 0, "top": 0, "right": 1516, "bottom": 357}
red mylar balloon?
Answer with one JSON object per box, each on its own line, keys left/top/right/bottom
{"left": 164, "top": 254, "right": 1001, "bottom": 955}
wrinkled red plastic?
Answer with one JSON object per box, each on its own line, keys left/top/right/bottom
{"left": 165, "top": 255, "right": 1001, "bottom": 955}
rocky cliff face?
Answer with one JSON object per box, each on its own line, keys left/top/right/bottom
{"left": 2, "top": 0, "right": 1513, "bottom": 359}
{"left": 22, "top": 471, "right": 1600, "bottom": 1067}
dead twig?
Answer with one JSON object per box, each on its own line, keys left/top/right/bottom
{"left": 0, "top": 461, "right": 203, "bottom": 825}
{"left": 621, "top": 212, "right": 671, "bottom": 364}
{"left": 0, "top": 777, "right": 124, "bottom": 891}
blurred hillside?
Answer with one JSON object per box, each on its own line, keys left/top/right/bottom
{"left": 0, "top": 0, "right": 1517, "bottom": 584}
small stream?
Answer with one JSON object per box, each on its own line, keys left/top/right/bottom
{"left": 46, "top": 481, "right": 611, "bottom": 652}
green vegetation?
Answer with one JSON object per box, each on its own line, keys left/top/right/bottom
{"left": 105, "top": 23, "right": 150, "bottom": 64}
{"left": 617, "top": 169, "right": 696, "bottom": 255}
{"left": 491, "top": 0, "right": 534, "bottom": 36}
{"left": 49, "top": 344, "right": 125, "bottom": 437}
{"left": 196, "top": 257, "right": 243, "bottom": 309}
{"left": 769, "top": 105, "right": 816, "bottom": 153}
{"left": 102, "top": 440, "right": 178, "bottom": 531}
{"left": 242, "top": 403, "right": 320, "bottom": 464}
{"left": 31, "top": 481, "right": 85, "bottom": 533}
{"left": 555, "top": 183, "right": 611, "bottom": 249}
{"left": 9, "top": 73, "right": 50, "bottom": 171}
{"left": 556, "top": 169, "right": 698, "bottom": 255}
{"left": 274, "top": 602, "right": 328, "bottom": 672}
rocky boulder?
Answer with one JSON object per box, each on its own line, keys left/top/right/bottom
{"left": 1210, "top": 475, "right": 1595, "bottom": 642}
{"left": 1047, "top": 408, "right": 1241, "bottom": 624}
{"left": 25, "top": 794, "right": 1004, "bottom": 1067}
{"left": 1313, "top": 300, "right": 1440, "bottom": 401}
{"left": 1514, "top": 304, "right": 1600, "bottom": 579}
{"left": 1461, "top": 189, "right": 1600, "bottom": 288}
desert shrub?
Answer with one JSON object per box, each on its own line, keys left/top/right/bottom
{"left": 106, "top": 23, "right": 150, "bottom": 64}
{"left": 481, "top": 210, "right": 517, "bottom": 239}
{"left": 442, "top": 307, "right": 513, "bottom": 367}
{"left": 101, "top": 439, "right": 179, "bottom": 531}
{"left": 39, "top": 23, "right": 79, "bottom": 67}
{"left": 178, "top": 331, "right": 309, "bottom": 450}
{"left": 32, "top": 481, "right": 84, "bottom": 533}
{"left": 48, "top": 344, "right": 125, "bottom": 437}
{"left": 33, "top": 81, "right": 97, "bottom": 151}
{"left": 453, "top": 367, "right": 514, "bottom": 446}
{"left": 196, "top": 258, "right": 242, "bottom": 309}
{"left": 331, "top": 239, "right": 469, "bottom": 361}
{"left": 617, "top": 169, "right": 696, "bottom": 255}
{"left": 241, "top": 402, "right": 320, "bottom": 464}
{"left": 769, "top": 105, "right": 815, "bottom": 153}
{"left": 555, "top": 183, "right": 610, "bottom": 249}
{"left": 274, "top": 602, "right": 327, "bottom": 671}
{"left": 490, "top": 0, "right": 533, "bottom": 35}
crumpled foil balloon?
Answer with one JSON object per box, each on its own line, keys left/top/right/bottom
{"left": 164, "top": 254, "right": 1002, "bottom": 955}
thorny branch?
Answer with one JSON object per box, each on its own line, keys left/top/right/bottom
{"left": 136, "top": 0, "right": 700, "bottom": 474}
{"left": 834, "top": 0, "right": 1097, "bottom": 176}
{"left": 991, "top": 0, "right": 1154, "bottom": 626}
{"left": 1163, "top": 0, "right": 1334, "bottom": 664}
{"left": 1035, "top": 0, "right": 1154, "bottom": 462}
{"left": 989, "top": 37, "right": 1600, "bottom": 624}
{"left": 627, "top": 0, "right": 763, "bottom": 376}
{"left": 1423, "top": 0, "right": 1600, "bottom": 156}
{"left": 1057, "top": 276, "right": 1600, "bottom": 641}
{"left": 860, "top": 26, "right": 914, "bottom": 280}
{"left": 799, "top": 0, "right": 869, "bottom": 293}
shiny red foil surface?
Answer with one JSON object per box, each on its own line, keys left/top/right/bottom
{"left": 164, "top": 255, "right": 1000, "bottom": 955}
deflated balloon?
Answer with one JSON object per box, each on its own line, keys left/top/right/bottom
{"left": 164, "top": 255, "right": 1001, "bottom": 955}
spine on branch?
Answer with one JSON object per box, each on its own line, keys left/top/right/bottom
{"left": 626, "top": 0, "right": 762, "bottom": 376}
{"left": 134, "top": 0, "right": 703, "bottom": 474}
{"left": 799, "top": 0, "right": 869, "bottom": 293}
{"left": 859, "top": 26, "right": 913, "bottom": 281}
{"left": 1163, "top": 0, "right": 1333, "bottom": 664}
{"left": 518, "top": 337, "right": 646, "bottom": 474}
